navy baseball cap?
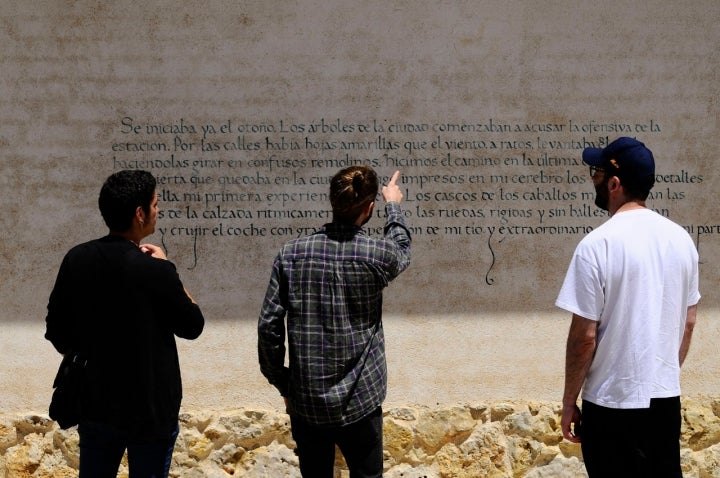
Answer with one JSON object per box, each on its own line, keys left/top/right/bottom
{"left": 582, "top": 137, "right": 655, "bottom": 185}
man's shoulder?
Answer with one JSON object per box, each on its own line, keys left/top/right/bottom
{"left": 276, "top": 231, "right": 325, "bottom": 257}
{"left": 282, "top": 231, "right": 324, "bottom": 247}
{"left": 578, "top": 209, "right": 694, "bottom": 251}
{"left": 65, "top": 236, "right": 104, "bottom": 253}
{"left": 631, "top": 209, "right": 694, "bottom": 243}
{"left": 62, "top": 236, "right": 117, "bottom": 263}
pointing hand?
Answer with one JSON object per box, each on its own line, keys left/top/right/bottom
{"left": 382, "top": 170, "right": 403, "bottom": 203}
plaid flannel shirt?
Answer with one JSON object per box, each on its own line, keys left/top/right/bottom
{"left": 258, "top": 202, "right": 411, "bottom": 426}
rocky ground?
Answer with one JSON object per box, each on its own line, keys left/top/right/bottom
{"left": 2, "top": 396, "right": 720, "bottom": 477}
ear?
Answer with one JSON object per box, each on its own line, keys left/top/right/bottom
{"left": 608, "top": 176, "right": 621, "bottom": 192}
{"left": 354, "top": 201, "right": 375, "bottom": 226}
{"left": 363, "top": 201, "right": 375, "bottom": 216}
{"left": 135, "top": 205, "right": 146, "bottom": 225}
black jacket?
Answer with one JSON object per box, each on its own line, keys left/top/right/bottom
{"left": 45, "top": 235, "right": 204, "bottom": 439}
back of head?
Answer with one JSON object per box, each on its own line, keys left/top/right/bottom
{"left": 330, "top": 166, "right": 379, "bottom": 223}
{"left": 99, "top": 170, "right": 156, "bottom": 232}
{"left": 582, "top": 136, "right": 656, "bottom": 200}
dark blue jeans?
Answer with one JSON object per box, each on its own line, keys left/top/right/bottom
{"left": 78, "top": 421, "right": 179, "bottom": 478}
{"left": 290, "top": 406, "right": 383, "bottom": 478}
{"left": 581, "top": 397, "right": 683, "bottom": 478}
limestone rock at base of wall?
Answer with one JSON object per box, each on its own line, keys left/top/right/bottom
{"left": 682, "top": 400, "right": 720, "bottom": 452}
{"left": 0, "top": 418, "right": 17, "bottom": 455}
{"left": 3, "top": 397, "right": 720, "bottom": 477}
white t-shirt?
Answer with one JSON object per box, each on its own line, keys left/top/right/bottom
{"left": 556, "top": 208, "right": 700, "bottom": 409}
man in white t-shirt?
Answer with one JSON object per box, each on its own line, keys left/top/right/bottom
{"left": 556, "top": 137, "right": 700, "bottom": 478}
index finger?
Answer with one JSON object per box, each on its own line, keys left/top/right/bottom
{"left": 386, "top": 170, "right": 400, "bottom": 187}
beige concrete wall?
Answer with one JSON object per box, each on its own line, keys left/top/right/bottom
{"left": 1, "top": 1, "right": 719, "bottom": 415}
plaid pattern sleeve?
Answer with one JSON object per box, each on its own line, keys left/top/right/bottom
{"left": 258, "top": 202, "right": 411, "bottom": 426}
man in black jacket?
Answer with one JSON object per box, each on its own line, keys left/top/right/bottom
{"left": 46, "top": 169, "right": 204, "bottom": 478}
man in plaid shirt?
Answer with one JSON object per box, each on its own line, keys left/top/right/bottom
{"left": 258, "top": 166, "right": 411, "bottom": 478}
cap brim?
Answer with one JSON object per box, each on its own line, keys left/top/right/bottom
{"left": 582, "top": 147, "right": 604, "bottom": 166}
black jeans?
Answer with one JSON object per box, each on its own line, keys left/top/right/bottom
{"left": 581, "top": 397, "right": 683, "bottom": 478}
{"left": 290, "top": 406, "right": 383, "bottom": 478}
{"left": 78, "top": 421, "right": 178, "bottom": 478}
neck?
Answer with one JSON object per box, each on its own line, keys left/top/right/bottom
{"left": 112, "top": 230, "right": 142, "bottom": 246}
{"left": 612, "top": 200, "right": 646, "bottom": 216}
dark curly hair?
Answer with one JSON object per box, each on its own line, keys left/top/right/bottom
{"left": 330, "top": 166, "right": 379, "bottom": 223}
{"left": 98, "top": 170, "right": 156, "bottom": 231}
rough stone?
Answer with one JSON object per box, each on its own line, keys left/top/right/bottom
{"left": 682, "top": 397, "right": 720, "bottom": 452}
{"left": 2, "top": 397, "right": 720, "bottom": 477}
{"left": 384, "top": 416, "right": 415, "bottom": 465}
{"left": 415, "top": 406, "right": 476, "bottom": 455}
{"left": 0, "top": 417, "right": 18, "bottom": 454}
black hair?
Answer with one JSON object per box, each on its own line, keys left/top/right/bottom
{"left": 98, "top": 170, "right": 156, "bottom": 231}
